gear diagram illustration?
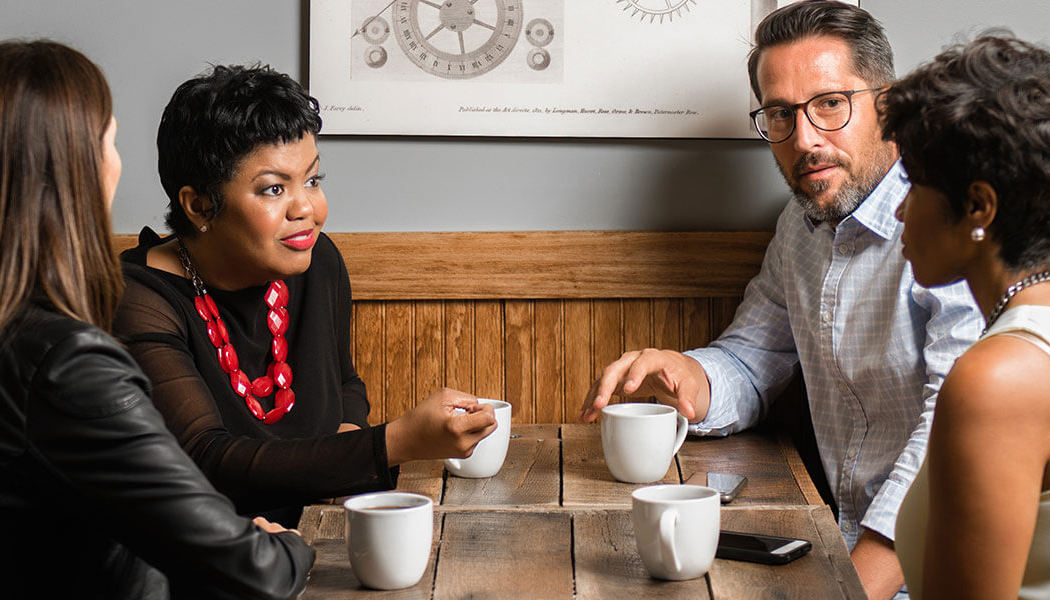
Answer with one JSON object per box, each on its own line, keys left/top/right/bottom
{"left": 615, "top": 0, "right": 697, "bottom": 23}
{"left": 392, "top": 0, "right": 524, "bottom": 79}
{"left": 360, "top": 15, "right": 391, "bottom": 44}
{"left": 350, "top": 0, "right": 562, "bottom": 81}
{"left": 315, "top": 0, "right": 794, "bottom": 137}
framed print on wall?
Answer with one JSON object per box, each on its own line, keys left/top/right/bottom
{"left": 308, "top": 0, "right": 859, "bottom": 138}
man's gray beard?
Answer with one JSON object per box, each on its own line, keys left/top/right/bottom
{"left": 793, "top": 177, "right": 869, "bottom": 223}
{"left": 779, "top": 160, "right": 887, "bottom": 224}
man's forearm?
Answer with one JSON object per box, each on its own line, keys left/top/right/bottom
{"left": 850, "top": 528, "right": 904, "bottom": 599}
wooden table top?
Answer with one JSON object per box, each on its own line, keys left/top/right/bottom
{"left": 298, "top": 423, "right": 863, "bottom": 599}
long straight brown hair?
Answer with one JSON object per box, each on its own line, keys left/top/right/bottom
{"left": 0, "top": 40, "right": 123, "bottom": 334}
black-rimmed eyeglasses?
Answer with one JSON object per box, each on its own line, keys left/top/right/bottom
{"left": 749, "top": 88, "right": 880, "bottom": 143}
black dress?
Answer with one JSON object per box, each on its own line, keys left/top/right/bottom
{"left": 0, "top": 302, "right": 314, "bottom": 599}
{"left": 115, "top": 228, "right": 397, "bottom": 526}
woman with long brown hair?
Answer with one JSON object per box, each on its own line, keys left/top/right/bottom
{"left": 0, "top": 39, "right": 314, "bottom": 599}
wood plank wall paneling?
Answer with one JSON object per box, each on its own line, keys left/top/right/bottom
{"left": 354, "top": 297, "right": 743, "bottom": 425}
{"left": 113, "top": 232, "right": 766, "bottom": 425}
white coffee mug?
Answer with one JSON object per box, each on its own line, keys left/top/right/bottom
{"left": 601, "top": 403, "right": 688, "bottom": 483}
{"left": 631, "top": 484, "right": 721, "bottom": 580}
{"left": 343, "top": 491, "right": 433, "bottom": 590}
{"left": 444, "top": 398, "right": 512, "bottom": 478}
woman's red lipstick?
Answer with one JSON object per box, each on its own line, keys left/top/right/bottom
{"left": 281, "top": 228, "right": 316, "bottom": 250}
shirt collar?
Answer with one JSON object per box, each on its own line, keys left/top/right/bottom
{"left": 801, "top": 160, "right": 908, "bottom": 240}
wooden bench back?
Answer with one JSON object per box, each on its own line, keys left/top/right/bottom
{"left": 115, "top": 231, "right": 772, "bottom": 425}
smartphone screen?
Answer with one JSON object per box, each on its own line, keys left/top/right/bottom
{"left": 716, "top": 530, "right": 812, "bottom": 565}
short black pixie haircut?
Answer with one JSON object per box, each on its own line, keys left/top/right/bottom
{"left": 881, "top": 35, "right": 1050, "bottom": 271}
{"left": 157, "top": 64, "right": 322, "bottom": 238}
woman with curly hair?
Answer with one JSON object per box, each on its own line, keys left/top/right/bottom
{"left": 884, "top": 35, "right": 1050, "bottom": 599}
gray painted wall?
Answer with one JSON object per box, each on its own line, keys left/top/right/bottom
{"left": 4, "top": 1, "right": 1048, "bottom": 234}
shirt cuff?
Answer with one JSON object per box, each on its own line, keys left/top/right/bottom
{"left": 682, "top": 348, "right": 743, "bottom": 436}
{"left": 860, "top": 476, "right": 909, "bottom": 541}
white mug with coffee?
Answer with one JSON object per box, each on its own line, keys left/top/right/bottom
{"left": 601, "top": 402, "right": 688, "bottom": 483}
{"left": 445, "top": 398, "right": 512, "bottom": 478}
{"left": 343, "top": 491, "right": 433, "bottom": 590}
{"left": 631, "top": 484, "right": 721, "bottom": 580}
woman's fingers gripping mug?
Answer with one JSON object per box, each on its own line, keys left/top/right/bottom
{"left": 444, "top": 398, "right": 512, "bottom": 478}
{"left": 600, "top": 402, "right": 689, "bottom": 483}
{"left": 631, "top": 484, "right": 721, "bottom": 580}
{"left": 343, "top": 491, "right": 433, "bottom": 590}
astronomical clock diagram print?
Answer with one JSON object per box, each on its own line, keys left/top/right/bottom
{"left": 309, "top": 0, "right": 859, "bottom": 137}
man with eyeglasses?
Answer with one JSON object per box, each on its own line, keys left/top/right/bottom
{"left": 579, "top": 2, "right": 982, "bottom": 598}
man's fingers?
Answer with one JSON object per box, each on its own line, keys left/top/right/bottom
{"left": 674, "top": 373, "right": 699, "bottom": 420}
{"left": 580, "top": 373, "right": 619, "bottom": 421}
{"left": 622, "top": 352, "right": 664, "bottom": 395}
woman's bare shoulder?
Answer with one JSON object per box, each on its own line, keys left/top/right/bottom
{"left": 941, "top": 334, "right": 1050, "bottom": 424}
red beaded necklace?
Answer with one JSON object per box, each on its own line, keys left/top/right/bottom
{"left": 177, "top": 240, "right": 295, "bottom": 424}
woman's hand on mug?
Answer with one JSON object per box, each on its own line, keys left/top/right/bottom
{"left": 385, "top": 388, "right": 497, "bottom": 466}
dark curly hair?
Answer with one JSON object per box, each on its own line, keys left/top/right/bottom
{"left": 747, "top": 1, "right": 894, "bottom": 103}
{"left": 157, "top": 64, "right": 321, "bottom": 238}
{"left": 880, "top": 35, "right": 1050, "bottom": 271}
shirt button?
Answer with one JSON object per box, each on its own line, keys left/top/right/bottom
{"left": 838, "top": 243, "right": 850, "bottom": 255}
{"left": 822, "top": 310, "right": 832, "bottom": 323}
{"left": 847, "top": 449, "right": 857, "bottom": 459}
{"left": 843, "top": 521, "right": 854, "bottom": 532}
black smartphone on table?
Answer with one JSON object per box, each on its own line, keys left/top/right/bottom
{"left": 716, "top": 530, "right": 812, "bottom": 565}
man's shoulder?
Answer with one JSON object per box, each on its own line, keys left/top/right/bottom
{"left": 770, "top": 199, "right": 811, "bottom": 238}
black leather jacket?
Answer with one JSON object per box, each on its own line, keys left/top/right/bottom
{"left": 0, "top": 304, "right": 315, "bottom": 599}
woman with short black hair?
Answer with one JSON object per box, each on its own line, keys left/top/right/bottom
{"left": 115, "top": 64, "right": 497, "bottom": 527}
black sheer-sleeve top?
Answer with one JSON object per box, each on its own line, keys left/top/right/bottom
{"left": 114, "top": 228, "right": 397, "bottom": 525}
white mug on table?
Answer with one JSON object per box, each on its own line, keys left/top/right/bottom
{"left": 343, "top": 491, "right": 433, "bottom": 590}
{"left": 445, "top": 398, "right": 512, "bottom": 478}
{"left": 601, "top": 402, "right": 688, "bottom": 483}
{"left": 632, "top": 484, "right": 721, "bottom": 580}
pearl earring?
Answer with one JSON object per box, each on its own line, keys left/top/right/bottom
{"left": 971, "top": 226, "right": 985, "bottom": 242}
{"left": 199, "top": 223, "right": 209, "bottom": 233}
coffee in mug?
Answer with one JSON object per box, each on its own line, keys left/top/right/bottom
{"left": 600, "top": 402, "right": 688, "bottom": 483}
{"left": 632, "top": 484, "right": 720, "bottom": 580}
{"left": 444, "top": 398, "right": 512, "bottom": 478}
{"left": 343, "top": 491, "right": 433, "bottom": 590}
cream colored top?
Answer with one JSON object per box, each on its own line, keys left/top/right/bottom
{"left": 896, "top": 305, "right": 1050, "bottom": 599}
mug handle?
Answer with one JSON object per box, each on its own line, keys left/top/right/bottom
{"left": 672, "top": 412, "right": 688, "bottom": 456}
{"left": 658, "top": 509, "right": 682, "bottom": 573}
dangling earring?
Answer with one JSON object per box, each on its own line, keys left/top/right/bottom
{"left": 199, "top": 223, "right": 209, "bottom": 233}
{"left": 970, "top": 226, "right": 985, "bottom": 242}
